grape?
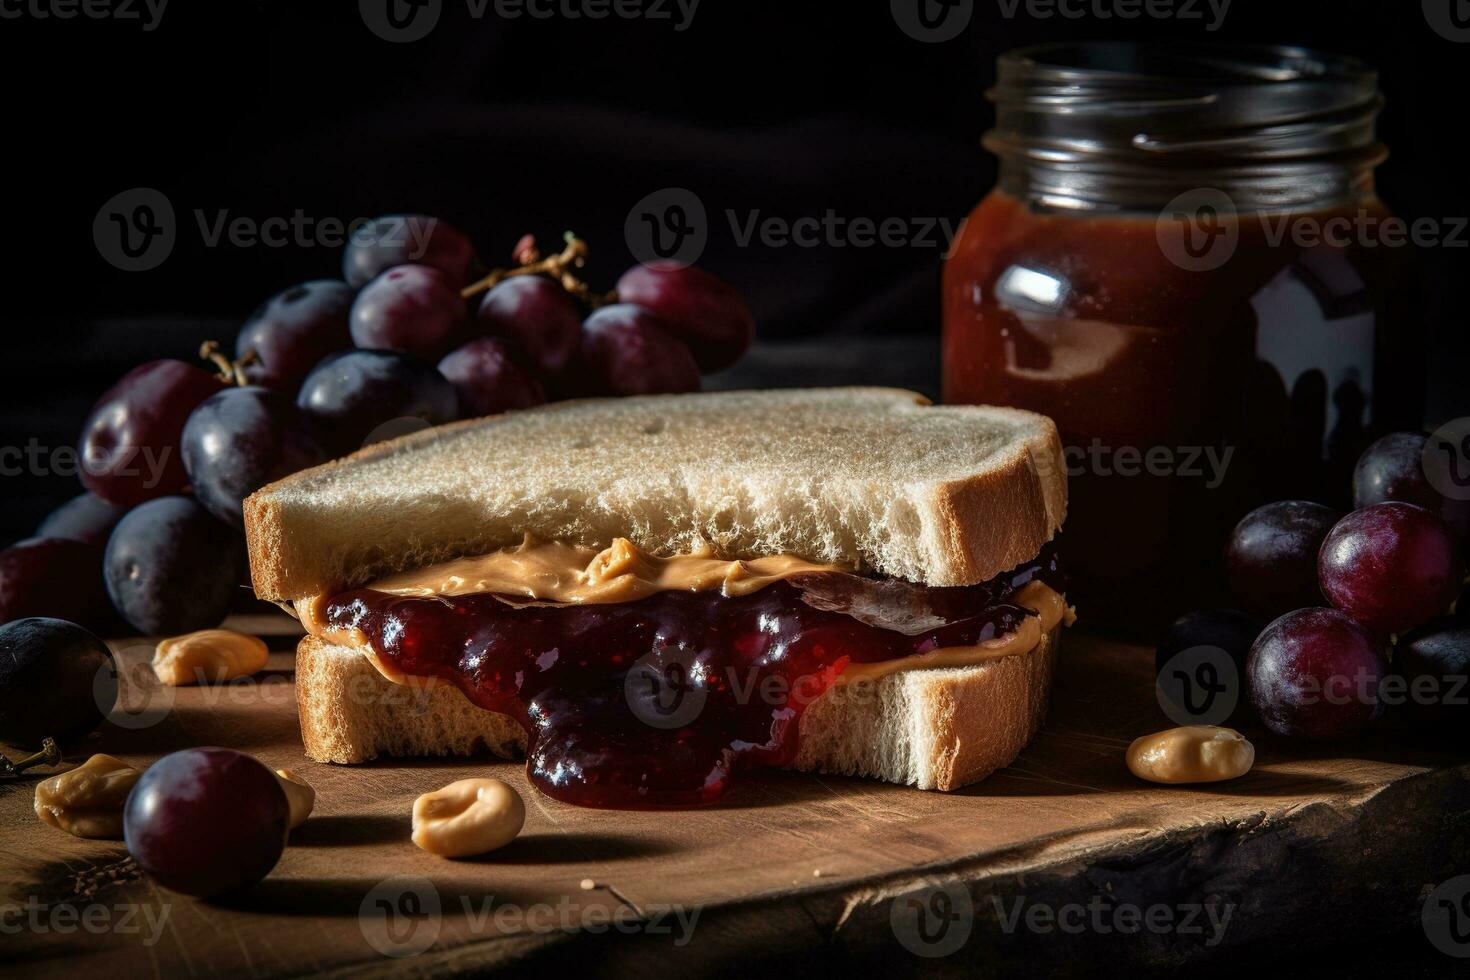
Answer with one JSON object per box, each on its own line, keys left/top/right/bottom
{"left": 181, "top": 387, "right": 327, "bottom": 528}
{"left": 37, "top": 493, "right": 129, "bottom": 547}
{"left": 0, "top": 617, "right": 114, "bottom": 746}
{"left": 438, "top": 338, "right": 546, "bottom": 418}
{"left": 296, "top": 350, "right": 458, "bottom": 454}
{"left": 235, "top": 280, "right": 354, "bottom": 391}
{"left": 123, "top": 747, "right": 289, "bottom": 897}
{"left": 103, "top": 497, "right": 244, "bottom": 635}
{"left": 1354, "top": 431, "right": 1470, "bottom": 543}
{"left": 1225, "top": 501, "right": 1341, "bottom": 620}
{"left": 350, "top": 265, "right": 465, "bottom": 360}
{"left": 79, "top": 360, "right": 227, "bottom": 505}
{"left": 1318, "top": 502, "right": 1464, "bottom": 635}
{"left": 1396, "top": 622, "right": 1470, "bottom": 730}
{"left": 475, "top": 276, "right": 582, "bottom": 378}
{"left": 1247, "top": 608, "right": 1388, "bottom": 738}
{"left": 344, "top": 214, "right": 475, "bottom": 288}
{"left": 0, "top": 538, "right": 112, "bottom": 632}
{"left": 1154, "top": 608, "right": 1260, "bottom": 726}
{"left": 614, "top": 263, "right": 754, "bottom": 371}
{"left": 577, "top": 304, "right": 701, "bottom": 397}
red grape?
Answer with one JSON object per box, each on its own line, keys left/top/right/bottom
{"left": 577, "top": 304, "right": 701, "bottom": 397}
{"left": 350, "top": 265, "right": 465, "bottom": 359}
{"left": 0, "top": 538, "right": 112, "bottom": 632}
{"left": 79, "top": 360, "right": 227, "bottom": 505}
{"left": 475, "top": 276, "right": 582, "bottom": 377}
{"left": 1225, "top": 501, "right": 1341, "bottom": 619}
{"left": 1354, "top": 432, "right": 1470, "bottom": 543}
{"left": 1247, "top": 608, "right": 1387, "bottom": 738}
{"left": 615, "top": 263, "right": 754, "bottom": 371}
{"left": 103, "top": 497, "right": 244, "bottom": 635}
{"left": 344, "top": 214, "right": 475, "bottom": 288}
{"left": 1318, "top": 502, "right": 1464, "bottom": 635}
{"left": 235, "top": 280, "right": 355, "bottom": 391}
{"left": 296, "top": 350, "right": 458, "bottom": 454}
{"left": 37, "top": 493, "right": 129, "bottom": 547}
{"left": 0, "top": 618, "right": 114, "bottom": 746}
{"left": 1396, "top": 621, "right": 1470, "bottom": 730}
{"left": 438, "top": 338, "right": 546, "bottom": 418}
{"left": 124, "top": 747, "right": 289, "bottom": 897}
{"left": 181, "top": 387, "right": 327, "bottom": 527}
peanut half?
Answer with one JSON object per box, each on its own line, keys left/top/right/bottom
{"left": 34, "top": 754, "right": 140, "bottom": 839}
{"left": 153, "top": 629, "right": 268, "bottom": 686}
{"left": 275, "top": 768, "right": 316, "bottom": 829}
{"left": 412, "top": 778, "right": 525, "bottom": 858}
{"left": 1126, "top": 725, "right": 1255, "bottom": 785}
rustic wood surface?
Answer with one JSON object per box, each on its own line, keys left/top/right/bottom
{"left": 2, "top": 616, "right": 1468, "bottom": 977}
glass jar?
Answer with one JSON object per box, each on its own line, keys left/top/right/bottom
{"left": 943, "top": 44, "right": 1422, "bottom": 631}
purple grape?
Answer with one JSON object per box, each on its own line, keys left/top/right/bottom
{"left": 79, "top": 361, "right": 227, "bottom": 505}
{"left": 1354, "top": 432, "right": 1470, "bottom": 544}
{"left": 475, "top": 276, "right": 582, "bottom": 378}
{"left": 1154, "top": 608, "right": 1261, "bottom": 725}
{"left": 350, "top": 265, "right": 465, "bottom": 360}
{"left": 0, "top": 618, "right": 114, "bottom": 746}
{"left": 1318, "top": 502, "right": 1464, "bottom": 636}
{"left": 181, "top": 387, "right": 327, "bottom": 527}
{"left": 296, "top": 350, "right": 457, "bottom": 454}
{"left": 0, "top": 538, "right": 112, "bottom": 632}
{"left": 1225, "top": 501, "right": 1341, "bottom": 620}
{"left": 344, "top": 214, "right": 475, "bottom": 288}
{"left": 577, "top": 304, "right": 701, "bottom": 397}
{"left": 124, "top": 747, "right": 289, "bottom": 897}
{"left": 614, "top": 263, "right": 754, "bottom": 371}
{"left": 235, "top": 280, "right": 355, "bottom": 391}
{"left": 1395, "top": 621, "right": 1470, "bottom": 730}
{"left": 1248, "top": 608, "right": 1388, "bottom": 738}
{"left": 37, "top": 493, "right": 129, "bottom": 547}
{"left": 438, "top": 338, "right": 546, "bottom": 418}
{"left": 103, "top": 497, "right": 244, "bottom": 635}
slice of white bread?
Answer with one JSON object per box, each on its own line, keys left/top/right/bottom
{"left": 246, "top": 387, "right": 1066, "bottom": 601}
{"left": 295, "top": 623, "right": 1060, "bottom": 790}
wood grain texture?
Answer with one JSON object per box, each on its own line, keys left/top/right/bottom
{"left": 2, "top": 616, "right": 1467, "bottom": 977}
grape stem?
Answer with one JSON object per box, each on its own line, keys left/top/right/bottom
{"left": 199, "top": 341, "right": 256, "bottom": 386}
{"left": 460, "top": 231, "right": 618, "bottom": 309}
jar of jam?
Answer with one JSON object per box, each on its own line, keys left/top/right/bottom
{"left": 943, "top": 44, "right": 1422, "bottom": 631}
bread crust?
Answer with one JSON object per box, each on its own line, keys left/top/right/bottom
{"left": 293, "top": 626, "right": 1060, "bottom": 792}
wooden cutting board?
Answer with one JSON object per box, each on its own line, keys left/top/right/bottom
{"left": 3, "top": 617, "right": 1468, "bottom": 977}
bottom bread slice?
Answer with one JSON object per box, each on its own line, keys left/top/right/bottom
{"left": 294, "top": 625, "right": 1060, "bottom": 792}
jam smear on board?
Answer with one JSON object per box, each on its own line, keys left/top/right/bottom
{"left": 326, "top": 543, "right": 1062, "bottom": 808}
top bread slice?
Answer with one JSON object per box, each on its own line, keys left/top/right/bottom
{"left": 245, "top": 387, "right": 1066, "bottom": 602}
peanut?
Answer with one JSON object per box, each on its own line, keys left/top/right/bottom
{"left": 1126, "top": 725, "right": 1255, "bottom": 785}
{"left": 412, "top": 778, "right": 525, "bottom": 858}
{"left": 275, "top": 768, "right": 316, "bottom": 829}
{"left": 34, "top": 754, "right": 140, "bottom": 839}
{"left": 153, "top": 629, "right": 268, "bottom": 686}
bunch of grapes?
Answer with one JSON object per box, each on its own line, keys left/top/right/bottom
{"left": 1, "top": 215, "right": 754, "bottom": 639}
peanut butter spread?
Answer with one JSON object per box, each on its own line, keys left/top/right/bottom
{"left": 294, "top": 536, "right": 1069, "bottom": 687}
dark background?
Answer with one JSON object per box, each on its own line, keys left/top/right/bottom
{"left": 0, "top": 0, "right": 1466, "bottom": 542}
